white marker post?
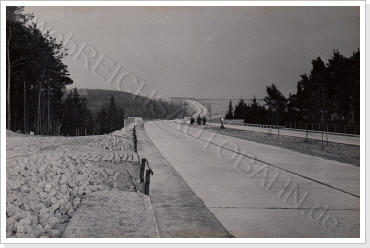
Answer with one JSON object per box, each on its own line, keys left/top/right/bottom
{"left": 220, "top": 117, "right": 225, "bottom": 129}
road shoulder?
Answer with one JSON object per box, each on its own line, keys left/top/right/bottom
{"left": 136, "top": 121, "right": 232, "bottom": 238}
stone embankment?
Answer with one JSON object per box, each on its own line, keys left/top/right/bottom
{"left": 6, "top": 127, "right": 140, "bottom": 238}
{"left": 6, "top": 153, "right": 117, "bottom": 238}
{"left": 68, "top": 152, "right": 139, "bottom": 164}
{"left": 87, "top": 129, "right": 134, "bottom": 151}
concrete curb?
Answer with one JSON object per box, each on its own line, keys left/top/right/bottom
{"left": 62, "top": 191, "right": 160, "bottom": 238}
{"left": 142, "top": 193, "right": 160, "bottom": 238}
{"left": 130, "top": 120, "right": 160, "bottom": 237}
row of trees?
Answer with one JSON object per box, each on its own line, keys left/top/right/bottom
{"left": 227, "top": 97, "right": 268, "bottom": 120}
{"left": 225, "top": 97, "right": 272, "bottom": 124}
{"left": 288, "top": 50, "right": 360, "bottom": 126}
{"left": 6, "top": 7, "right": 73, "bottom": 135}
{"left": 225, "top": 49, "right": 360, "bottom": 126}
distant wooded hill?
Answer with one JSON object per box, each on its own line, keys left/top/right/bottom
{"left": 67, "top": 88, "right": 188, "bottom": 120}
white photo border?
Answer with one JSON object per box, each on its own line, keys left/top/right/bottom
{"left": 1, "top": 0, "right": 366, "bottom": 245}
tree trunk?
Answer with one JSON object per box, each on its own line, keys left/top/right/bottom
{"left": 47, "top": 87, "right": 50, "bottom": 135}
{"left": 37, "top": 81, "right": 42, "bottom": 134}
{"left": 7, "top": 34, "right": 11, "bottom": 130}
{"left": 58, "top": 114, "right": 63, "bottom": 136}
{"left": 37, "top": 67, "right": 45, "bottom": 135}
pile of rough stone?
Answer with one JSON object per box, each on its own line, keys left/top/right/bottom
{"left": 6, "top": 153, "right": 118, "bottom": 238}
{"left": 88, "top": 129, "right": 134, "bottom": 151}
{"left": 110, "top": 129, "right": 130, "bottom": 137}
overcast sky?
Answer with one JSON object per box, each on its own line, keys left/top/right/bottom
{"left": 25, "top": 6, "right": 360, "bottom": 100}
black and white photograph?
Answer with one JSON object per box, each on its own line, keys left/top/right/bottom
{"left": 1, "top": 0, "right": 366, "bottom": 245}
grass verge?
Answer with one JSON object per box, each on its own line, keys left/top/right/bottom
{"left": 191, "top": 124, "right": 360, "bottom": 167}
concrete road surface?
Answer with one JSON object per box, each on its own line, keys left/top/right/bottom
{"left": 144, "top": 120, "right": 360, "bottom": 238}
{"left": 186, "top": 100, "right": 208, "bottom": 117}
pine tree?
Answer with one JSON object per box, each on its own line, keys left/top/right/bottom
{"left": 108, "top": 95, "right": 117, "bottom": 132}
{"left": 234, "top": 98, "right": 247, "bottom": 119}
{"left": 60, "top": 88, "right": 95, "bottom": 136}
{"left": 96, "top": 95, "right": 125, "bottom": 134}
{"left": 264, "top": 84, "right": 287, "bottom": 125}
{"left": 97, "top": 108, "right": 108, "bottom": 134}
{"left": 225, "top": 100, "right": 234, "bottom": 119}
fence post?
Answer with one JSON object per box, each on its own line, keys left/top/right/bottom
{"left": 140, "top": 158, "right": 146, "bottom": 182}
{"left": 322, "top": 132, "right": 324, "bottom": 148}
{"left": 144, "top": 169, "right": 153, "bottom": 196}
{"left": 306, "top": 126, "right": 308, "bottom": 142}
{"left": 133, "top": 125, "right": 137, "bottom": 152}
